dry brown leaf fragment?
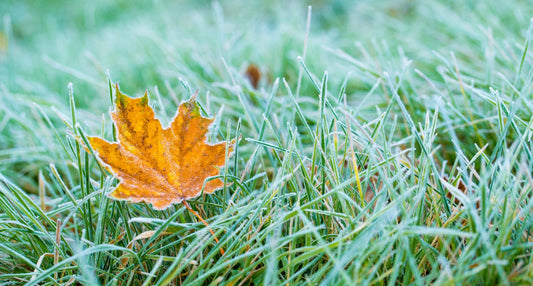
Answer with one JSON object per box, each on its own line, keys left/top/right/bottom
{"left": 244, "top": 64, "right": 261, "bottom": 89}
{"left": 88, "top": 84, "right": 233, "bottom": 210}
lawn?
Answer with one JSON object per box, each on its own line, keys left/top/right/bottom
{"left": 1, "top": 0, "right": 533, "bottom": 285}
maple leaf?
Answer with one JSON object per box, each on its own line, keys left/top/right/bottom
{"left": 88, "top": 84, "right": 233, "bottom": 210}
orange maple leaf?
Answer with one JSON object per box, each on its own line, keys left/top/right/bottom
{"left": 88, "top": 85, "right": 233, "bottom": 210}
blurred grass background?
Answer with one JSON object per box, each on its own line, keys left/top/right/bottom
{"left": 3, "top": 0, "right": 533, "bottom": 191}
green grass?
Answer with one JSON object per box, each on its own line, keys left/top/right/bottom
{"left": 1, "top": 0, "right": 533, "bottom": 285}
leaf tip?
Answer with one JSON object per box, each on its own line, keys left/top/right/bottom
{"left": 181, "top": 91, "right": 202, "bottom": 117}
{"left": 140, "top": 91, "right": 149, "bottom": 106}
{"left": 114, "top": 84, "right": 128, "bottom": 107}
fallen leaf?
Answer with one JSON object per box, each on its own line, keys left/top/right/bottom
{"left": 88, "top": 84, "right": 233, "bottom": 210}
{"left": 244, "top": 64, "right": 261, "bottom": 89}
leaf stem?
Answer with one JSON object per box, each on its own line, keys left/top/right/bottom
{"left": 182, "top": 201, "right": 225, "bottom": 255}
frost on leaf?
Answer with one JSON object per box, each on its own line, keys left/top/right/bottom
{"left": 88, "top": 84, "right": 233, "bottom": 210}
